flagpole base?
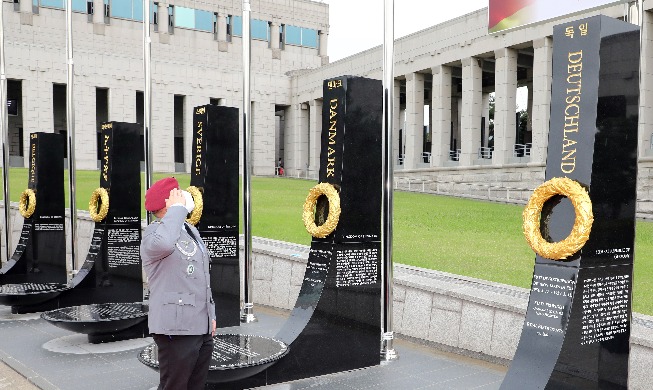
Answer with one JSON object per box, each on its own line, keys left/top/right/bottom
{"left": 380, "top": 331, "right": 398, "bottom": 361}
{"left": 240, "top": 302, "right": 258, "bottom": 323}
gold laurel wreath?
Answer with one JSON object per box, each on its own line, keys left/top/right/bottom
{"left": 89, "top": 187, "right": 110, "bottom": 222}
{"left": 523, "top": 177, "right": 593, "bottom": 260}
{"left": 185, "top": 186, "right": 204, "bottom": 226}
{"left": 19, "top": 189, "right": 36, "bottom": 219}
{"left": 303, "top": 183, "right": 341, "bottom": 238}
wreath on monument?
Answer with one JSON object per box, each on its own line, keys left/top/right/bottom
{"left": 19, "top": 189, "right": 36, "bottom": 219}
{"left": 522, "top": 177, "right": 593, "bottom": 260}
{"left": 89, "top": 187, "right": 110, "bottom": 222}
{"left": 303, "top": 183, "right": 341, "bottom": 238}
{"left": 185, "top": 186, "right": 204, "bottom": 226}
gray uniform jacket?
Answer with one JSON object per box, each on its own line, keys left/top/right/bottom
{"left": 141, "top": 205, "right": 215, "bottom": 335}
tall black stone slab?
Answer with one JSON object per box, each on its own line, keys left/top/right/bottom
{"left": 23, "top": 122, "right": 143, "bottom": 316}
{"left": 214, "top": 76, "right": 382, "bottom": 388}
{"left": 0, "top": 132, "right": 66, "bottom": 285}
{"left": 501, "top": 16, "right": 639, "bottom": 389}
{"left": 191, "top": 104, "right": 240, "bottom": 328}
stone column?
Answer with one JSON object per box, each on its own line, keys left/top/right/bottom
{"left": 431, "top": 65, "right": 452, "bottom": 166}
{"left": 493, "top": 47, "right": 518, "bottom": 165}
{"left": 639, "top": 10, "right": 653, "bottom": 158}
{"left": 74, "top": 84, "right": 97, "bottom": 170}
{"left": 404, "top": 72, "right": 424, "bottom": 169}
{"left": 20, "top": 0, "right": 33, "bottom": 25}
{"left": 319, "top": 30, "right": 328, "bottom": 65}
{"left": 150, "top": 89, "right": 175, "bottom": 172}
{"left": 393, "top": 79, "right": 401, "bottom": 166}
{"left": 531, "top": 37, "right": 553, "bottom": 164}
{"left": 217, "top": 13, "right": 228, "bottom": 52}
{"left": 109, "top": 87, "right": 136, "bottom": 123}
{"left": 92, "top": 0, "right": 105, "bottom": 34}
{"left": 460, "top": 57, "right": 483, "bottom": 166}
{"left": 158, "top": 2, "right": 170, "bottom": 43}
{"left": 308, "top": 100, "right": 322, "bottom": 177}
{"left": 21, "top": 79, "right": 54, "bottom": 164}
{"left": 285, "top": 103, "right": 309, "bottom": 176}
{"left": 93, "top": 0, "right": 104, "bottom": 23}
{"left": 251, "top": 101, "right": 277, "bottom": 176}
{"left": 270, "top": 22, "right": 280, "bottom": 49}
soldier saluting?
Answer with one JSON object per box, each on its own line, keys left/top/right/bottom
{"left": 141, "top": 177, "right": 216, "bottom": 390}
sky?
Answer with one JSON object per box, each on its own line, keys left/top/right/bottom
{"left": 323, "top": 0, "right": 489, "bottom": 61}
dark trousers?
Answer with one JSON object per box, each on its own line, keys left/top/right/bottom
{"left": 153, "top": 334, "right": 214, "bottom": 390}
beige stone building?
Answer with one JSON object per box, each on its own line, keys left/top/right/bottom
{"left": 5, "top": 0, "right": 653, "bottom": 211}
{"left": 4, "top": 0, "right": 328, "bottom": 174}
{"left": 287, "top": 3, "right": 653, "bottom": 213}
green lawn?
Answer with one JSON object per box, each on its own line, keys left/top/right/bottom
{"left": 2, "top": 170, "right": 653, "bottom": 314}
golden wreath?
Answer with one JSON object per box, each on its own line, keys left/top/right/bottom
{"left": 89, "top": 187, "right": 110, "bottom": 223}
{"left": 185, "top": 186, "right": 204, "bottom": 226}
{"left": 522, "top": 177, "right": 593, "bottom": 260}
{"left": 303, "top": 183, "right": 341, "bottom": 238}
{"left": 19, "top": 189, "right": 36, "bottom": 219}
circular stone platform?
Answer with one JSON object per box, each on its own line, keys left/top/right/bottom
{"left": 41, "top": 302, "right": 148, "bottom": 335}
{"left": 138, "top": 334, "right": 289, "bottom": 383}
{"left": 0, "top": 283, "right": 68, "bottom": 306}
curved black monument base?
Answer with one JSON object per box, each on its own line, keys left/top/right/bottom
{"left": 0, "top": 283, "right": 68, "bottom": 309}
{"left": 41, "top": 303, "right": 149, "bottom": 344}
{"left": 138, "top": 334, "right": 289, "bottom": 383}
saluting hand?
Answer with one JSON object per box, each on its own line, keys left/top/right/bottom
{"left": 165, "top": 188, "right": 186, "bottom": 208}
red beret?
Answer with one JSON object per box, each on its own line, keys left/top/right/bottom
{"left": 145, "top": 177, "right": 179, "bottom": 212}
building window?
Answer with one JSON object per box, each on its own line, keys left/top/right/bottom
{"left": 302, "top": 28, "right": 318, "bottom": 48}
{"left": 284, "top": 25, "right": 318, "bottom": 48}
{"left": 174, "top": 6, "right": 212, "bottom": 32}
{"left": 110, "top": 0, "right": 143, "bottom": 21}
{"left": 229, "top": 15, "right": 242, "bottom": 37}
{"left": 285, "top": 25, "right": 301, "bottom": 45}
{"left": 251, "top": 19, "right": 269, "bottom": 41}
{"left": 37, "top": 0, "right": 86, "bottom": 12}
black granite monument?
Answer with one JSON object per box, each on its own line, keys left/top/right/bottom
{"left": 191, "top": 104, "right": 240, "bottom": 328}
{"left": 138, "top": 76, "right": 383, "bottom": 387}
{"left": 0, "top": 132, "right": 68, "bottom": 303}
{"left": 40, "top": 122, "right": 147, "bottom": 341}
{"left": 501, "top": 16, "right": 639, "bottom": 389}
{"left": 258, "top": 75, "right": 383, "bottom": 384}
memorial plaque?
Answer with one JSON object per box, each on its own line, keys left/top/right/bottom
{"left": 0, "top": 133, "right": 66, "bottom": 286}
{"left": 192, "top": 104, "right": 240, "bottom": 328}
{"left": 139, "top": 334, "right": 288, "bottom": 383}
{"left": 41, "top": 303, "right": 148, "bottom": 340}
{"left": 501, "top": 16, "right": 639, "bottom": 389}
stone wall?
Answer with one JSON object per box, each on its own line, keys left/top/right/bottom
{"left": 1, "top": 205, "right": 651, "bottom": 388}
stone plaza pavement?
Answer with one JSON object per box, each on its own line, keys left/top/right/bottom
{"left": 0, "top": 305, "right": 506, "bottom": 390}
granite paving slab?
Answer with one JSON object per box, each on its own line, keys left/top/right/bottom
{"left": 0, "top": 305, "right": 506, "bottom": 389}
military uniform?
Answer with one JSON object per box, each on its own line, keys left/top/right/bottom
{"left": 141, "top": 204, "right": 215, "bottom": 390}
